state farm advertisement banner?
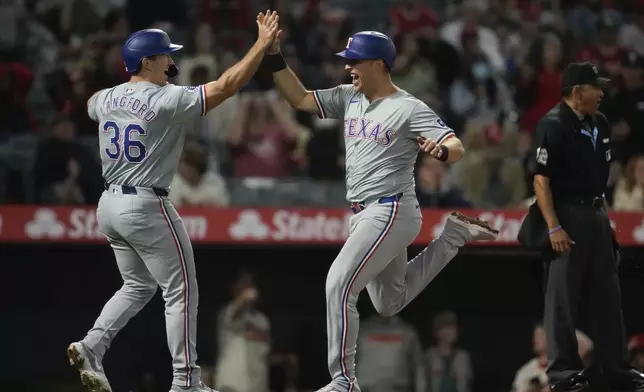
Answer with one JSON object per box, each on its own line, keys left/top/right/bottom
{"left": 1, "top": 206, "right": 644, "bottom": 246}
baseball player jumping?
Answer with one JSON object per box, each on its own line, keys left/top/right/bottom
{"left": 260, "top": 25, "right": 499, "bottom": 392}
{"left": 67, "top": 11, "right": 280, "bottom": 392}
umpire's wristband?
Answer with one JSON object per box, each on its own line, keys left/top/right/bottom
{"left": 437, "top": 145, "right": 449, "bottom": 162}
{"left": 265, "top": 52, "right": 287, "bottom": 73}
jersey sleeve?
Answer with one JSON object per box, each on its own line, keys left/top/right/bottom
{"left": 164, "top": 84, "right": 207, "bottom": 121}
{"left": 532, "top": 118, "right": 562, "bottom": 178}
{"left": 312, "top": 84, "right": 355, "bottom": 119}
{"left": 87, "top": 89, "right": 106, "bottom": 122}
{"left": 408, "top": 102, "right": 455, "bottom": 144}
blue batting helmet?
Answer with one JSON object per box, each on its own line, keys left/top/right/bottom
{"left": 122, "top": 29, "right": 183, "bottom": 77}
{"left": 335, "top": 31, "right": 397, "bottom": 70}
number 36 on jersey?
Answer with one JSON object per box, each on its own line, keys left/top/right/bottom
{"left": 102, "top": 121, "right": 148, "bottom": 163}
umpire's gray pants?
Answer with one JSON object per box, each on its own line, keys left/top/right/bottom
{"left": 83, "top": 185, "right": 200, "bottom": 387}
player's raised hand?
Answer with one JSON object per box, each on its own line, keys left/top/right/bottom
{"left": 256, "top": 10, "right": 280, "bottom": 51}
{"left": 258, "top": 12, "right": 283, "bottom": 54}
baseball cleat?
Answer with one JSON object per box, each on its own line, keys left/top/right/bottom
{"left": 447, "top": 212, "right": 499, "bottom": 241}
{"left": 67, "top": 342, "right": 112, "bottom": 392}
{"left": 169, "top": 382, "right": 219, "bottom": 392}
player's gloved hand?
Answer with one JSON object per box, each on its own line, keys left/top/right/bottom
{"left": 549, "top": 227, "right": 575, "bottom": 254}
{"left": 416, "top": 136, "right": 444, "bottom": 159}
{"left": 256, "top": 10, "right": 280, "bottom": 51}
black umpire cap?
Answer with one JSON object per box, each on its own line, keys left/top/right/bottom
{"left": 621, "top": 51, "right": 644, "bottom": 68}
{"left": 562, "top": 62, "right": 611, "bottom": 89}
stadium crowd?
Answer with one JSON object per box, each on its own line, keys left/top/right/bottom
{"left": 2, "top": 1, "right": 644, "bottom": 392}
{"left": 1, "top": 0, "right": 643, "bottom": 211}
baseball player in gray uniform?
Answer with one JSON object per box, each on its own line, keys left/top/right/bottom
{"left": 66, "top": 12, "right": 280, "bottom": 392}
{"left": 259, "top": 26, "right": 499, "bottom": 392}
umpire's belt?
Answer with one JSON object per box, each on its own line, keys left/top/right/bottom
{"left": 558, "top": 195, "right": 604, "bottom": 209}
{"left": 104, "top": 182, "right": 169, "bottom": 197}
{"left": 350, "top": 193, "right": 403, "bottom": 214}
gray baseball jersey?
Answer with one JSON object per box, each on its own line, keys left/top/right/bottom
{"left": 88, "top": 81, "right": 206, "bottom": 188}
{"left": 313, "top": 85, "right": 454, "bottom": 202}
{"left": 311, "top": 85, "right": 463, "bottom": 392}
{"left": 80, "top": 81, "right": 207, "bottom": 388}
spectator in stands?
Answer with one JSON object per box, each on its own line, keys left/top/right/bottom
{"left": 169, "top": 141, "right": 230, "bottom": 207}
{"left": 440, "top": 0, "right": 506, "bottom": 75}
{"left": 305, "top": 118, "right": 345, "bottom": 181}
{"left": 607, "top": 52, "right": 644, "bottom": 163}
{"left": 426, "top": 311, "right": 472, "bottom": 392}
{"left": 618, "top": 2, "right": 644, "bottom": 58}
{"left": 92, "top": 41, "right": 129, "bottom": 90}
{"left": 388, "top": 0, "right": 439, "bottom": 41}
{"left": 33, "top": 117, "right": 101, "bottom": 204}
{"left": 356, "top": 314, "right": 427, "bottom": 392}
{"left": 0, "top": 60, "right": 35, "bottom": 133}
{"left": 512, "top": 324, "right": 594, "bottom": 392}
{"left": 629, "top": 333, "right": 644, "bottom": 372}
{"left": 198, "top": 0, "right": 252, "bottom": 32}
{"left": 215, "top": 271, "right": 271, "bottom": 392}
{"left": 196, "top": 51, "right": 241, "bottom": 146}
{"left": 413, "top": 15, "right": 461, "bottom": 99}
{"left": 516, "top": 33, "right": 564, "bottom": 135}
{"left": 177, "top": 23, "right": 218, "bottom": 87}
{"left": 612, "top": 154, "right": 644, "bottom": 211}
{"left": 228, "top": 91, "right": 308, "bottom": 178}
{"left": 415, "top": 154, "right": 471, "bottom": 208}
{"left": 102, "top": 9, "right": 130, "bottom": 42}
{"left": 576, "top": 11, "right": 628, "bottom": 82}
{"left": 448, "top": 27, "right": 500, "bottom": 127}
{"left": 125, "top": 0, "right": 188, "bottom": 32}
{"left": 457, "top": 123, "right": 526, "bottom": 208}
{"left": 392, "top": 33, "right": 437, "bottom": 99}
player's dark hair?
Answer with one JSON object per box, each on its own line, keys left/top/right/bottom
{"left": 562, "top": 87, "right": 574, "bottom": 98}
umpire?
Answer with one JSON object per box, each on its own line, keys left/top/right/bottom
{"left": 526, "top": 62, "right": 644, "bottom": 392}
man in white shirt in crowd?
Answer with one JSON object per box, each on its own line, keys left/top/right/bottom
{"left": 215, "top": 271, "right": 271, "bottom": 392}
{"left": 169, "top": 140, "right": 230, "bottom": 207}
{"left": 356, "top": 313, "right": 427, "bottom": 392}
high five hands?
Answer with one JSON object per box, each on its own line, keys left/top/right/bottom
{"left": 257, "top": 10, "right": 283, "bottom": 54}
{"left": 256, "top": 10, "right": 281, "bottom": 51}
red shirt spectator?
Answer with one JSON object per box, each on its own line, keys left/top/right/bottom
{"left": 228, "top": 93, "right": 305, "bottom": 178}
{"left": 520, "top": 68, "right": 563, "bottom": 134}
{"left": 577, "top": 45, "right": 628, "bottom": 80}
{"left": 577, "top": 13, "right": 628, "bottom": 83}
{"left": 389, "top": 0, "right": 439, "bottom": 39}
{"left": 198, "top": 0, "right": 252, "bottom": 32}
{"left": 231, "top": 124, "right": 294, "bottom": 178}
{"left": 0, "top": 61, "right": 37, "bottom": 132}
{"left": 517, "top": 34, "right": 564, "bottom": 134}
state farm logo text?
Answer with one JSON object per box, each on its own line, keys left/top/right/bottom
{"left": 24, "top": 208, "right": 207, "bottom": 240}
{"left": 229, "top": 209, "right": 351, "bottom": 241}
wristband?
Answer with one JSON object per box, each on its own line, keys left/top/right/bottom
{"left": 265, "top": 52, "right": 287, "bottom": 73}
{"left": 548, "top": 226, "right": 562, "bottom": 236}
{"left": 437, "top": 145, "right": 449, "bottom": 162}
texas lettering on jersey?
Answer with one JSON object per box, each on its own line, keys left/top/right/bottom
{"left": 313, "top": 84, "right": 454, "bottom": 202}
{"left": 344, "top": 117, "right": 396, "bottom": 146}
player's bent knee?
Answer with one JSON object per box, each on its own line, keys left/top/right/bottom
{"left": 122, "top": 281, "right": 158, "bottom": 300}
{"left": 372, "top": 301, "right": 398, "bottom": 317}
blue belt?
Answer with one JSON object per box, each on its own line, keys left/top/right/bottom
{"left": 104, "top": 182, "right": 168, "bottom": 197}
{"left": 350, "top": 193, "right": 403, "bottom": 214}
